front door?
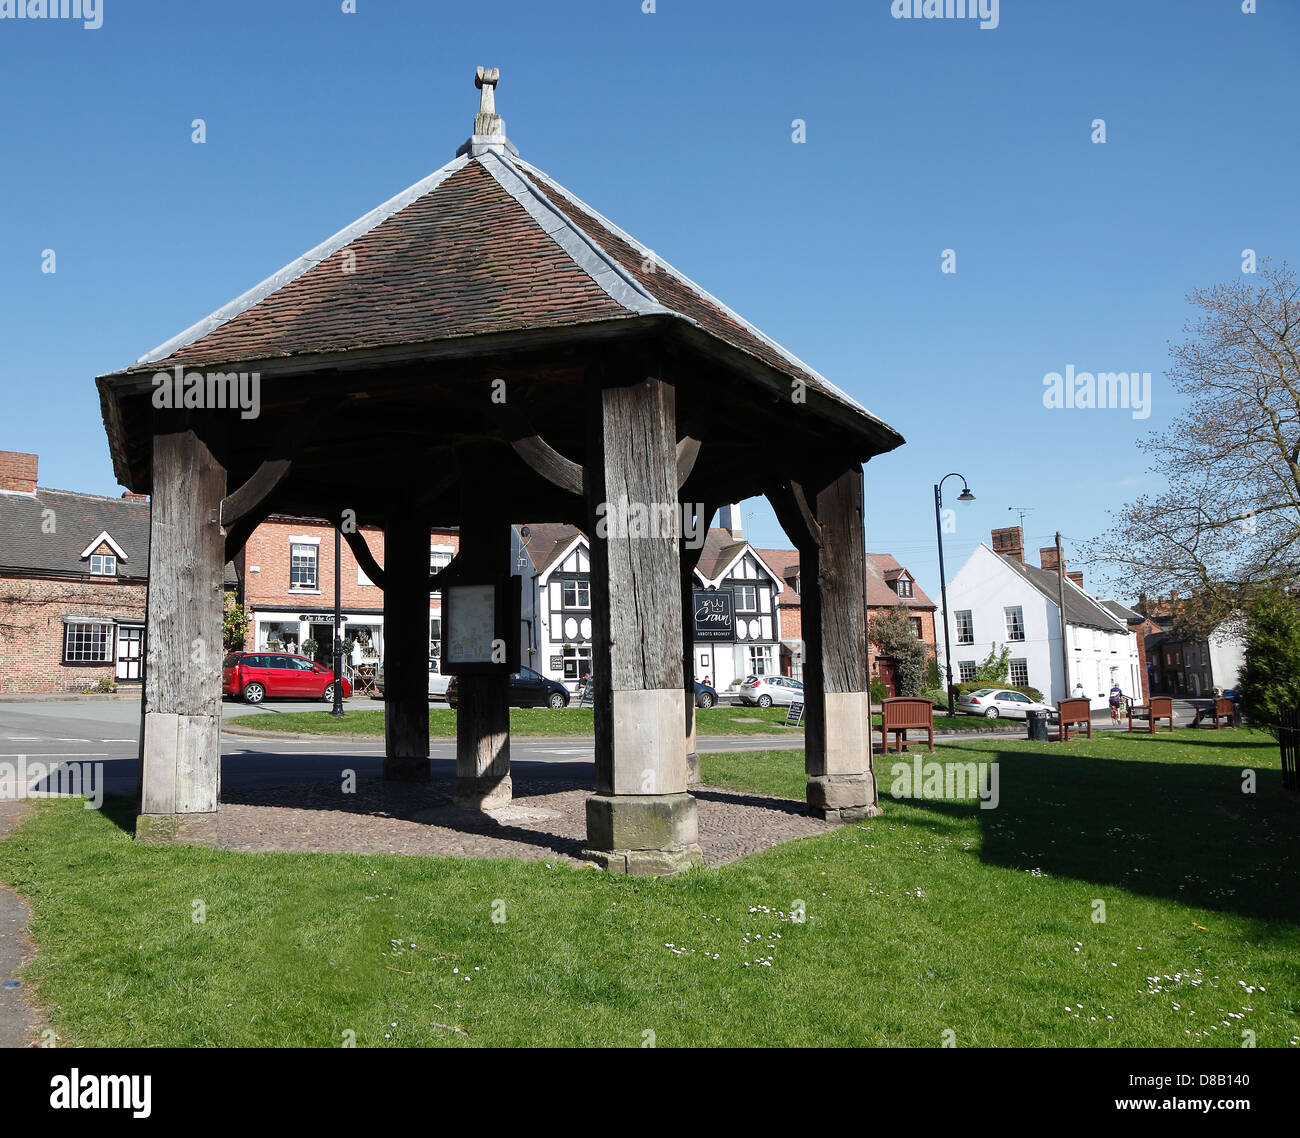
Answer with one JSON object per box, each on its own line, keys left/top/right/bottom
{"left": 115, "top": 625, "right": 144, "bottom": 681}
{"left": 877, "top": 657, "right": 898, "bottom": 697}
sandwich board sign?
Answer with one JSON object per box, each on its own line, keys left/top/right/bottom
{"left": 784, "top": 700, "right": 804, "bottom": 727}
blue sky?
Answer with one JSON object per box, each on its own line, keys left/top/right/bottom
{"left": 2, "top": 0, "right": 1296, "bottom": 602}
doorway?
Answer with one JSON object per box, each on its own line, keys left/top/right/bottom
{"left": 115, "top": 625, "right": 144, "bottom": 682}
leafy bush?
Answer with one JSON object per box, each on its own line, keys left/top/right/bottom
{"left": 222, "top": 591, "right": 251, "bottom": 653}
{"left": 919, "top": 686, "right": 949, "bottom": 709}
{"left": 925, "top": 655, "right": 941, "bottom": 688}
{"left": 972, "top": 644, "right": 1011, "bottom": 685}
{"left": 869, "top": 604, "right": 928, "bottom": 696}
{"left": 1239, "top": 589, "right": 1300, "bottom": 732}
{"left": 870, "top": 676, "right": 889, "bottom": 703}
{"left": 82, "top": 677, "right": 117, "bottom": 694}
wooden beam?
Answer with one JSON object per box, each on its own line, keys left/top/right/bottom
{"left": 767, "top": 479, "right": 824, "bottom": 551}
{"left": 494, "top": 403, "right": 584, "bottom": 496}
{"left": 219, "top": 405, "right": 335, "bottom": 530}
{"left": 342, "top": 526, "right": 386, "bottom": 591}
{"left": 676, "top": 435, "right": 702, "bottom": 490}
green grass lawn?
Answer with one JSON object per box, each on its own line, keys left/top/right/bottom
{"left": 227, "top": 704, "right": 806, "bottom": 737}
{"left": 2, "top": 729, "right": 1297, "bottom": 1047}
{"left": 231, "top": 704, "right": 982, "bottom": 737}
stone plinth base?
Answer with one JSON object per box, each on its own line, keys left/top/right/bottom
{"left": 135, "top": 811, "right": 219, "bottom": 845}
{"left": 452, "top": 774, "right": 512, "bottom": 812}
{"left": 382, "top": 755, "right": 430, "bottom": 782}
{"left": 686, "top": 751, "right": 701, "bottom": 786}
{"left": 807, "top": 773, "right": 880, "bottom": 822}
{"left": 583, "top": 792, "right": 703, "bottom": 876}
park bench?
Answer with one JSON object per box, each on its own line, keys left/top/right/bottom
{"left": 1056, "top": 696, "right": 1092, "bottom": 741}
{"left": 879, "top": 696, "right": 935, "bottom": 754}
{"left": 1194, "top": 697, "right": 1238, "bottom": 729}
{"left": 1128, "top": 694, "right": 1175, "bottom": 733}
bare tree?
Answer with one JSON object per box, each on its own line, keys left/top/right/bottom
{"left": 1086, "top": 262, "right": 1300, "bottom": 635}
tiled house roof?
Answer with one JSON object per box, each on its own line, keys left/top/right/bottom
{"left": 0, "top": 489, "right": 150, "bottom": 580}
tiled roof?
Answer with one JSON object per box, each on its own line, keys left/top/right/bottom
{"left": 739, "top": 547, "right": 935, "bottom": 609}
{"left": 0, "top": 489, "right": 150, "bottom": 580}
{"left": 103, "top": 151, "right": 893, "bottom": 443}
{"left": 998, "top": 555, "right": 1129, "bottom": 633}
{"left": 521, "top": 523, "right": 585, "bottom": 577}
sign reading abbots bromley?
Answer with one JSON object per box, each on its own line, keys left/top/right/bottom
{"left": 692, "top": 588, "right": 734, "bottom": 642}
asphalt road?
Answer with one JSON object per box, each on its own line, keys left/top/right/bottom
{"left": 0, "top": 695, "right": 1212, "bottom": 802}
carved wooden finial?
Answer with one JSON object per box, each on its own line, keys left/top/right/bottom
{"left": 475, "top": 66, "right": 500, "bottom": 117}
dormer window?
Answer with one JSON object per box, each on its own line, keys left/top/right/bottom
{"left": 895, "top": 575, "right": 912, "bottom": 598}
{"left": 79, "top": 531, "right": 128, "bottom": 577}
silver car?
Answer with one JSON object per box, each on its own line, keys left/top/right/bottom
{"left": 956, "top": 688, "right": 1052, "bottom": 719}
{"left": 377, "top": 658, "right": 451, "bottom": 701}
{"left": 738, "top": 675, "right": 803, "bottom": 708}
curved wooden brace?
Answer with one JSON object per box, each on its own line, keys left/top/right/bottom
{"left": 767, "top": 479, "right": 824, "bottom": 551}
{"left": 493, "top": 403, "right": 583, "bottom": 496}
{"left": 342, "top": 525, "right": 386, "bottom": 591}
{"left": 676, "top": 435, "right": 702, "bottom": 490}
{"left": 220, "top": 404, "right": 336, "bottom": 531}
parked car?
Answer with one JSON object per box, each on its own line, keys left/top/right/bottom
{"left": 375, "top": 658, "right": 451, "bottom": 701}
{"left": 694, "top": 680, "right": 718, "bottom": 709}
{"left": 738, "top": 675, "right": 803, "bottom": 708}
{"left": 221, "top": 652, "right": 352, "bottom": 704}
{"left": 956, "top": 688, "right": 1052, "bottom": 719}
{"left": 446, "top": 666, "right": 570, "bottom": 709}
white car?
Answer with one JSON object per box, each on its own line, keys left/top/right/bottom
{"left": 376, "top": 658, "right": 451, "bottom": 701}
{"left": 738, "top": 675, "right": 804, "bottom": 708}
{"left": 956, "top": 688, "right": 1052, "bottom": 719}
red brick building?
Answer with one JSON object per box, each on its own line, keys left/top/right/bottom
{"left": 233, "top": 515, "right": 459, "bottom": 667}
{"left": 0, "top": 451, "right": 150, "bottom": 694}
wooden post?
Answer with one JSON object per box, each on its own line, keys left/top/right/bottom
{"left": 382, "top": 515, "right": 431, "bottom": 780}
{"left": 453, "top": 513, "right": 513, "bottom": 810}
{"left": 583, "top": 372, "right": 702, "bottom": 874}
{"left": 776, "top": 466, "right": 878, "bottom": 821}
{"left": 137, "top": 421, "right": 226, "bottom": 844}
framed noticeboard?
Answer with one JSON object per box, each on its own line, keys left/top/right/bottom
{"left": 441, "top": 577, "right": 521, "bottom": 674}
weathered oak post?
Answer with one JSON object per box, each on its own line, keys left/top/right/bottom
{"left": 772, "top": 467, "right": 878, "bottom": 821}
{"left": 137, "top": 418, "right": 227, "bottom": 843}
{"left": 583, "top": 369, "right": 702, "bottom": 874}
{"left": 452, "top": 509, "right": 513, "bottom": 810}
{"left": 382, "top": 513, "right": 431, "bottom": 780}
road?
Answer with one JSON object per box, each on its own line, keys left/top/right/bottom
{"left": 0, "top": 695, "right": 1213, "bottom": 801}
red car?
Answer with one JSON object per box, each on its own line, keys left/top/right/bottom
{"left": 222, "top": 651, "right": 352, "bottom": 704}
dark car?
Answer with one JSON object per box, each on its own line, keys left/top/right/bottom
{"left": 222, "top": 652, "right": 352, "bottom": 704}
{"left": 694, "top": 680, "right": 718, "bottom": 709}
{"left": 446, "top": 666, "right": 570, "bottom": 709}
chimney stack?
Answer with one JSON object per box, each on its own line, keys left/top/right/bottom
{"left": 721, "top": 503, "right": 743, "bottom": 539}
{"left": 1067, "top": 570, "right": 1084, "bottom": 589}
{"left": 0, "top": 451, "right": 38, "bottom": 494}
{"left": 991, "top": 526, "right": 1024, "bottom": 564}
{"left": 1039, "top": 546, "right": 1062, "bottom": 572}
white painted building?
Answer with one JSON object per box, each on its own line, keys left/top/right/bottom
{"left": 939, "top": 528, "right": 1142, "bottom": 710}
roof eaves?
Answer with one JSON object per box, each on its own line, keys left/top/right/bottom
{"left": 122, "top": 154, "right": 473, "bottom": 371}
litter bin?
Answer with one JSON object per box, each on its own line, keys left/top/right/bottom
{"left": 1026, "top": 709, "right": 1050, "bottom": 742}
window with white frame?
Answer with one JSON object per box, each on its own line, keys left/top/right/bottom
{"left": 290, "top": 543, "right": 318, "bottom": 590}
{"left": 910, "top": 616, "right": 923, "bottom": 638}
{"left": 735, "top": 585, "right": 758, "bottom": 613}
{"left": 64, "top": 621, "right": 112, "bottom": 663}
{"left": 430, "top": 550, "right": 452, "bottom": 573}
{"left": 88, "top": 554, "right": 116, "bottom": 576}
{"left": 748, "top": 645, "right": 772, "bottom": 675}
{"left": 562, "top": 644, "right": 593, "bottom": 681}
{"left": 1009, "top": 658, "right": 1029, "bottom": 687}
{"left": 1004, "top": 606, "right": 1025, "bottom": 641}
{"left": 955, "top": 610, "right": 974, "bottom": 644}
{"left": 561, "top": 579, "right": 590, "bottom": 609}
{"left": 896, "top": 577, "right": 912, "bottom": 598}
{"left": 429, "top": 616, "right": 442, "bottom": 658}
{"left": 958, "top": 660, "right": 976, "bottom": 682}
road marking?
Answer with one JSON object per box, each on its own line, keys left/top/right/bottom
{"left": 2, "top": 737, "right": 42, "bottom": 741}
{"left": 0, "top": 753, "right": 109, "bottom": 758}
{"left": 54, "top": 738, "right": 92, "bottom": 743}
{"left": 101, "top": 738, "right": 137, "bottom": 743}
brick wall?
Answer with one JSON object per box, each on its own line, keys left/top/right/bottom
{"left": 0, "top": 451, "right": 38, "bottom": 494}
{"left": 0, "top": 573, "right": 146, "bottom": 693}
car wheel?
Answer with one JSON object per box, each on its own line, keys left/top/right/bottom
{"left": 698, "top": 692, "right": 715, "bottom": 709}
{"left": 984, "top": 706, "right": 999, "bottom": 718}
{"left": 322, "top": 683, "right": 336, "bottom": 702}
{"left": 548, "top": 691, "right": 567, "bottom": 709}
{"left": 242, "top": 682, "right": 265, "bottom": 705}
{"left": 757, "top": 694, "right": 773, "bottom": 709}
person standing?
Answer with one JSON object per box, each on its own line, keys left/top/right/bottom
{"left": 1108, "top": 682, "right": 1124, "bottom": 723}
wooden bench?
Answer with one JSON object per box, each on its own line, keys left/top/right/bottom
{"left": 1128, "top": 695, "right": 1175, "bottom": 733}
{"left": 1195, "top": 697, "right": 1238, "bottom": 729}
{"left": 879, "top": 697, "right": 934, "bottom": 754}
{"left": 1057, "top": 696, "right": 1092, "bottom": 741}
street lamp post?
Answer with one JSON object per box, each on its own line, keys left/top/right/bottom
{"left": 934, "top": 473, "right": 975, "bottom": 718}
{"left": 331, "top": 523, "right": 345, "bottom": 717}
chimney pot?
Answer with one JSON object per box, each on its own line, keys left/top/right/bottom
{"left": 0, "top": 451, "right": 38, "bottom": 494}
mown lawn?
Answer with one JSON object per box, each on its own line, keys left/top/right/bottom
{"left": 225, "top": 704, "right": 808, "bottom": 737}
{"left": 228, "top": 704, "right": 979, "bottom": 737}
{"left": 1, "top": 729, "right": 1297, "bottom": 1047}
